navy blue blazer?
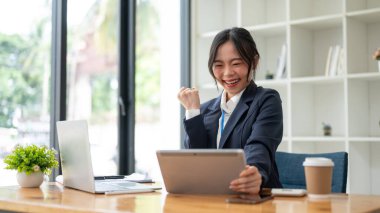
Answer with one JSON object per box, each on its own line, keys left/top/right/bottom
{"left": 183, "top": 81, "right": 283, "bottom": 188}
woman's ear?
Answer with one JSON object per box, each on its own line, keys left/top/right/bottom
{"left": 253, "top": 55, "right": 259, "bottom": 70}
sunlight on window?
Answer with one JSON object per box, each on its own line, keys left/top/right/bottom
{"left": 0, "top": 0, "right": 52, "bottom": 186}
{"left": 0, "top": 0, "right": 180, "bottom": 184}
{"left": 67, "top": 0, "right": 118, "bottom": 176}
{"left": 135, "top": 0, "right": 180, "bottom": 181}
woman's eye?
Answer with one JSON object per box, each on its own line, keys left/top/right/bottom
{"left": 233, "top": 63, "right": 241, "bottom": 66}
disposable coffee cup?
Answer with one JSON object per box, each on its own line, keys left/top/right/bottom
{"left": 303, "top": 157, "right": 334, "bottom": 198}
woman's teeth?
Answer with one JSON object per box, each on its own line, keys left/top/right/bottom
{"left": 225, "top": 79, "right": 239, "bottom": 85}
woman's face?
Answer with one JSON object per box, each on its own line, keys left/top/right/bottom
{"left": 212, "top": 40, "right": 251, "bottom": 100}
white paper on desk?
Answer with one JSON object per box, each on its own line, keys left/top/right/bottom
{"left": 125, "top": 173, "right": 152, "bottom": 182}
{"left": 55, "top": 175, "right": 64, "bottom": 184}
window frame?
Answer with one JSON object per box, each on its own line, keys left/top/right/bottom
{"left": 49, "top": 0, "right": 190, "bottom": 177}
{"left": 118, "top": 0, "right": 136, "bottom": 175}
{"left": 50, "top": 0, "right": 67, "bottom": 178}
{"left": 180, "top": 0, "right": 191, "bottom": 148}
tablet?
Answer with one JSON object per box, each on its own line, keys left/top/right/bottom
{"left": 156, "top": 149, "right": 246, "bottom": 194}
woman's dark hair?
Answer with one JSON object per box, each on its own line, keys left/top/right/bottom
{"left": 208, "top": 27, "right": 260, "bottom": 82}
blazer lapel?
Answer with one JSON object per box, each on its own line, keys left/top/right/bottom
{"left": 219, "top": 82, "right": 257, "bottom": 148}
{"left": 204, "top": 96, "right": 222, "bottom": 148}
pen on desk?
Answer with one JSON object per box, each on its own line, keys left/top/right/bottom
{"left": 104, "top": 175, "right": 125, "bottom": 179}
{"left": 94, "top": 175, "right": 125, "bottom": 180}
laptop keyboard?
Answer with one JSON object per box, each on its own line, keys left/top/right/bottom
{"left": 95, "top": 180, "right": 141, "bottom": 191}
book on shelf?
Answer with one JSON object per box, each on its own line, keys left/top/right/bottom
{"left": 275, "top": 44, "right": 287, "bottom": 79}
{"left": 325, "top": 45, "right": 343, "bottom": 77}
{"left": 324, "top": 46, "right": 333, "bottom": 76}
{"left": 336, "top": 48, "right": 344, "bottom": 76}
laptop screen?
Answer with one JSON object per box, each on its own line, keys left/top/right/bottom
{"left": 56, "top": 120, "right": 96, "bottom": 193}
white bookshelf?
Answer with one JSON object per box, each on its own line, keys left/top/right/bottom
{"left": 191, "top": 0, "right": 380, "bottom": 194}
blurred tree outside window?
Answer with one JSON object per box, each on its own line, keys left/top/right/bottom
{"left": 135, "top": 0, "right": 180, "bottom": 180}
{"left": 0, "top": 0, "right": 181, "bottom": 184}
{"left": 67, "top": 0, "right": 119, "bottom": 175}
{"left": 0, "top": 0, "right": 52, "bottom": 186}
{"left": 66, "top": 0, "right": 180, "bottom": 178}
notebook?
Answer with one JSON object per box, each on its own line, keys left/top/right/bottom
{"left": 56, "top": 120, "right": 159, "bottom": 194}
{"left": 156, "top": 149, "right": 246, "bottom": 194}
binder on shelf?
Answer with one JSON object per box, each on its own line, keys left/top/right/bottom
{"left": 276, "top": 44, "right": 287, "bottom": 79}
{"left": 324, "top": 46, "right": 333, "bottom": 76}
{"left": 330, "top": 45, "right": 340, "bottom": 76}
{"left": 325, "top": 45, "right": 342, "bottom": 77}
{"left": 336, "top": 48, "right": 344, "bottom": 76}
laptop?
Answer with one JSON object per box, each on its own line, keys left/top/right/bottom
{"left": 156, "top": 149, "right": 246, "bottom": 194}
{"left": 56, "top": 120, "right": 159, "bottom": 194}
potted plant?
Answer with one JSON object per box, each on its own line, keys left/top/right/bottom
{"left": 3, "top": 144, "right": 59, "bottom": 187}
{"left": 322, "top": 122, "right": 332, "bottom": 136}
{"left": 265, "top": 70, "right": 274, "bottom": 79}
{"left": 373, "top": 48, "right": 380, "bottom": 72}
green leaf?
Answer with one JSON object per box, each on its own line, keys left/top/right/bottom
{"left": 3, "top": 144, "right": 59, "bottom": 175}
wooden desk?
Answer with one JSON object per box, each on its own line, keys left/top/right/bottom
{"left": 0, "top": 183, "right": 380, "bottom": 213}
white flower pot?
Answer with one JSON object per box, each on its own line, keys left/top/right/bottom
{"left": 16, "top": 171, "right": 44, "bottom": 188}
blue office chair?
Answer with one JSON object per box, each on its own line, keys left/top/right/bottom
{"left": 275, "top": 151, "right": 348, "bottom": 193}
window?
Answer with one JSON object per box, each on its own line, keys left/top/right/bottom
{"left": 0, "top": 0, "right": 52, "bottom": 186}
{"left": 66, "top": 0, "right": 119, "bottom": 175}
{"left": 135, "top": 0, "right": 180, "bottom": 180}
{"left": 0, "top": 0, "right": 184, "bottom": 184}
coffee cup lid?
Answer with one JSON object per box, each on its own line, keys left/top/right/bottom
{"left": 303, "top": 157, "right": 334, "bottom": 167}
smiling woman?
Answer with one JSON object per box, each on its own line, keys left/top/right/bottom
{"left": 211, "top": 41, "right": 252, "bottom": 100}
{"left": 178, "top": 27, "right": 283, "bottom": 194}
